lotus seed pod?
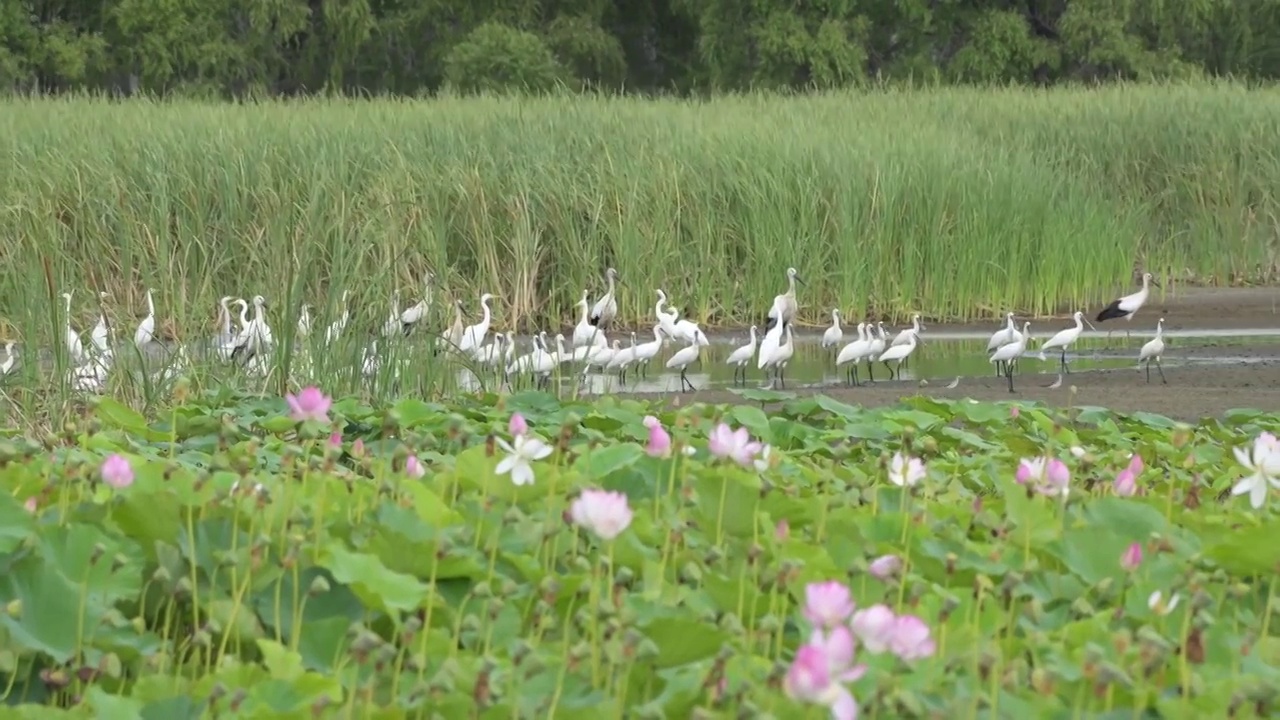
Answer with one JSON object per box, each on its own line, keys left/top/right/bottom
{"left": 472, "top": 581, "right": 492, "bottom": 599}
{"left": 308, "top": 576, "right": 331, "bottom": 596}
{"left": 460, "top": 614, "right": 482, "bottom": 633}
{"left": 679, "top": 562, "right": 703, "bottom": 583}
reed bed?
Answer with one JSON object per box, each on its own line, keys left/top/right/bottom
{"left": 0, "top": 81, "right": 1277, "bottom": 357}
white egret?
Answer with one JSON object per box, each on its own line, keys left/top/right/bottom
{"left": 606, "top": 333, "right": 640, "bottom": 383}
{"left": 1037, "top": 311, "right": 1094, "bottom": 374}
{"left": 989, "top": 322, "right": 1031, "bottom": 393}
{"left": 381, "top": 291, "right": 403, "bottom": 337}
{"left": 665, "top": 338, "right": 702, "bottom": 393}
{"left": 1097, "top": 272, "right": 1159, "bottom": 345}
{"left": 757, "top": 322, "right": 795, "bottom": 388}
{"left": 1138, "top": 317, "right": 1167, "bottom": 384}
{"left": 986, "top": 312, "right": 1022, "bottom": 377}
{"left": 821, "top": 309, "right": 843, "bottom": 361}
{"left": 878, "top": 330, "right": 918, "bottom": 381}
{"left": 0, "top": 342, "right": 15, "bottom": 376}
{"left": 399, "top": 273, "right": 433, "bottom": 333}
{"left": 459, "top": 293, "right": 495, "bottom": 355}
{"left": 297, "top": 304, "right": 312, "bottom": 339}
{"left": 589, "top": 268, "right": 620, "bottom": 329}
{"left": 134, "top": 288, "right": 156, "bottom": 351}
{"left": 250, "top": 295, "right": 274, "bottom": 347}
{"left": 765, "top": 267, "right": 803, "bottom": 332}
{"left": 632, "top": 326, "right": 665, "bottom": 379}
{"left": 573, "top": 290, "right": 602, "bottom": 348}
{"left": 725, "top": 326, "right": 758, "bottom": 387}
{"left": 476, "top": 333, "right": 506, "bottom": 368}
{"left": 324, "top": 290, "right": 351, "bottom": 344}
{"left": 60, "top": 292, "right": 86, "bottom": 363}
{"left": 835, "top": 322, "right": 872, "bottom": 386}
{"left": 213, "top": 296, "right": 237, "bottom": 359}
{"left": 90, "top": 291, "right": 111, "bottom": 357}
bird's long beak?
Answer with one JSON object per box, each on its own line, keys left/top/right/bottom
{"left": 1151, "top": 279, "right": 1162, "bottom": 288}
{"left": 794, "top": 275, "right": 806, "bottom": 287}
{"left": 1085, "top": 319, "right": 1099, "bottom": 332}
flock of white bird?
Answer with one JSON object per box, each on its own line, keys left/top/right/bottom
{"left": 0, "top": 268, "right": 1170, "bottom": 395}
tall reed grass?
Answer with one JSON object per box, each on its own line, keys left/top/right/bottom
{"left": 0, "top": 81, "right": 1277, "bottom": 358}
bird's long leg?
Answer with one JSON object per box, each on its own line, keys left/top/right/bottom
{"left": 1006, "top": 361, "right": 1015, "bottom": 393}
{"left": 866, "top": 361, "right": 875, "bottom": 382}
{"left": 1155, "top": 358, "right": 1167, "bottom": 384}
{"left": 1060, "top": 348, "right": 1069, "bottom": 375}
{"left": 884, "top": 361, "right": 894, "bottom": 380}
{"left": 851, "top": 364, "right": 860, "bottom": 387}
{"left": 778, "top": 365, "right": 786, "bottom": 389}
{"left": 994, "top": 359, "right": 1003, "bottom": 378}
{"left": 1144, "top": 360, "right": 1151, "bottom": 384}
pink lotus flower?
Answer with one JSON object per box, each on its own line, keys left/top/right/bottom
{"left": 509, "top": 413, "right": 528, "bottom": 438}
{"left": 888, "top": 614, "right": 936, "bottom": 661}
{"left": 569, "top": 489, "right": 633, "bottom": 541}
{"left": 785, "top": 629, "right": 864, "bottom": 720}
{"left": 351, "top": 438, "right": 365, "bottom": 458}
{"left": 867, "top": 554, "right": 902, "bottom": 580}
{"left": 101, "top": 454, "right": 134, "bottom": 489}
{"left": 1113, "top": 468, "right": 1137, "bottom": 497}
{"left": 1016, "top": 456, "right": 1070, "bottom": 498}
{"left": 328, "top": 432, "right": 342, "bottom": 449}
{"left": 775, "top": 519, "right": 790, "bottom": 541}
{"left": 1120, "top": 542, "right": 1142, "bottom": 572}
{"left": 803, "top": 581, "right": 856, "bottom": 629}
{"left": 708, "top": 423, "right": 763, "bottom": 467}
{"left": 1127, "top": 453, "right": 1145, "bottom": 476}
{"left": 850, "top": 604, "right": 897, "bottom": 655}
{"left": 405, "top": 455, "right": 425, "bottom": 479}
{"left": 285, "top": 386, "right": 331, "bottom": 423}
{"left": 644, "top": 416, "right": 671, "bottom": 458}
{"left": 23, "top": 498, "right": 37, "bottom": 514}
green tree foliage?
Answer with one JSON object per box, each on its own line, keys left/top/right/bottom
{"left": 5, "top": 0, "right": 1280, "bottom": 96}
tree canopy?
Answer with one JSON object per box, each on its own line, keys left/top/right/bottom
{"left": 6, "top": 0, "right": 1280, "bottom": 96}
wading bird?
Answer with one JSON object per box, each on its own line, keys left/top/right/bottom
{"left": 756, "top": 321, "right": 795, "bottom": 388}
{"left": 725, "top": 326, "right": 758, "bottom": 387}
{"left": 764, "top": 267, "right": 803, "bottom": 332}
{"left": 573, "top": 290, "right": 603, "bottom": 348}
{"left": 1097, "top": 272, "right": 1159, "bottom": 345}
{"left": 835, "top": 322, "right": 872, "bottom": 386}
{"left": 90, "top": 292, "right": 111, "bottom": 358}
{"left": 878, "top": 330, "right": 918, "bottom": 381}
{"left": 865, "top": 321, "right": 888, "bottom": 382}
{"left": 589, "top": 268, "right": 620, "bottom": 329}
{"left": 134, "top": 288, "right": 156, "bottom": 351}
{"left": 1138, "top": 317, "right": 1167, "bottom": 384}
{"left": 889, "top": 314, "right": 924, "bottom": 368}
{"left": 0, "top": 342, "right": 15, "bottom": 376}
{"left": 60, "top": 292, "right": 86, "bottom": 364}
{"left": 821, "top": 309, "right": 843, "bottom": 362}
{"left": 399, "top": 273, "right": 433, "bottom": 335}
{"left": 986, "top": 312, "right": 1022, "bottom": 377}
{"left": 665, "top": 337, "right": 702, "bottom": 393}
{"left": 631, "top": 326, "right": 665, "bottom": 380}
{"left": 459, "top": 292, "right": 495, "bottom": 356}
{"left": 989, "top": 322, "right": 1031, "bottom": 393}
{"left": 1037, "top": 311, "right": 1094, "bottom": 374}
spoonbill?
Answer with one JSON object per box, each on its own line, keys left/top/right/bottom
{"left": 889, "top": 314, "right": 924, "bottom": 368}
{"left": 665, "top": 337, "right": 702, "bottom": 393}
{"left": 835, "top": 322, "right": 872, "bottom": 386}
{"left": 764, "top": 267, "right": 803, "bottom": 332}
{"left": 573, "top": 290, "right": 603, "bottom": 348}
{"left": 1138, "top": 317, "right": 1167, "bottom": 384}
{"left": 990, "top": 322, "right": 1031, "bottom": 393}
{"left": 821, "top": 309, "right": 843, "bottom": 362}
{"left": 724, "top": 326, "right": 758, "bottom": 387}
{"left": 60, "top": 292, "right": 86, "bottom": 363}
{"left": 757, "top": 322, "right": 795, "bottom": 388}
{"left": 986, "top": 312, "right": 1022, "bottom": 377}
{"left": 134, "top": 288, "right": 156, "bottom": 350}
{"left": 1097, "top": 272, "right": 1159, "bottom": 345}
{"left": 878, "top": 330, "right": 918, "bottom": 381}
{"left": 1037, "top": 311, "right": 1094, "bottom": 374}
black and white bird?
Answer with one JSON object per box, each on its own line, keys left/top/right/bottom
{"left": 1096, "top": 272, "right": 1159, "bottom": 344}
{"left": 588, "top": 268, "right": 620, "bottom": 329}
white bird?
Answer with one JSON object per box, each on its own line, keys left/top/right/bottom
{"left": 631, "top": 326, "right": 665, "bottom": 379}
{"left": 134, "top": 288, "right": 156, "bottom": 351}
{"left": 90, "top": 292, "right": 111, "bottom": 357}
{"left": 889, "top": 313, "right": 924, "bottom": 368}
{"left": 250, "top": 295, "right": 274, "bottom": 348}
{"left": 399, "top": 273, "right": 433, "bottom": 333}
{"left": 821, "top": 309, "right": 843, "bottom": 360}
{"left": 945, "top": 376, "right": 961, "bottom": 389}
{"left": 1037, "top": 311, "right": 1094, "bottom": 374}
{"left": 297, "top": 304, "right": 312, "bottom": 339}
{"left": 1138, "top": 317, "right": 1167, "bottom": 384}
{"left": 986, "top": 312, "right": 1023, "bottom": 377}
{"left": 530, "top": 334, "right": 564, "bottom": 390}
{"left": 440, "top": 299, "right": 466, "bottom": 351}
{"left": 835, "top": 322, "right": 873, "bottom": 386}
{"left": 573, "top": 290, "right": 605, "bottom": 348}
{"left": 589, "top": 268, "right": 620, "bottom": 329}
{"left": 324, "top": 290, "right": 352, "bottom": 344}
{"left": 213, "top": 296, "right": 238, "bottom": 359}
{"left": 476, "top": 333, "right": 506, "bottom": 368}
{"left": 725, "top": 326, "right": 758, "bottom": 387}
{"left": 605, "top": 334, "right": 640, "bottom": 382}
{"left": 665, "top": 338, "right": 702, "bottom": 393}
{"left": 864, "top": 322, "right": 888, "bottom": 382}
{"left": 1097, "top": 272, "right": 1159, "bottom": 345}
{"left": 381, "top": 291, "right": 403, "bottom": 337}
{"left": 765, "top": 267, "right": 803, "bottom": 332}
{"left": 757, "top": 322, "right": 795, "bottom": 388}
{"left": 878, "top": 330, "right": 919, "bottom": 381}
{"left": 0, "top": 342, "right": 15, "bottom": 376}
{"left": 989, "top": 322, "right": 1031, "bottom": 393}
{"left": 654, "top": 290, "right": 710, "bottom": 348}
{"left": 459, "top": 293, "right": 495, "bottom": 355}
{"left": 59, "top": 292, "right": 86, "bottom": 364}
